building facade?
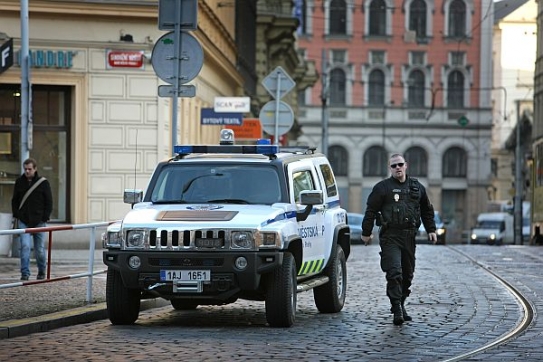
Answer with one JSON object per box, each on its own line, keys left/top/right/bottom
{"left": 0, "top": 0, "right": 315, "bottom": 225}
{"left": 491, "top": 0, "right": 536, "bottom": 215}
{"left": 295, "top": 0, "right": 494, "bottom": 238}
{"left": 533, "top": 0, "right": 543, "bottom": 239}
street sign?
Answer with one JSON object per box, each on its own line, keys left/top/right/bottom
{"left": 214, "top": 97, "right": 251, "bottom": 113}
{"left": 0, "top": 38, "right": 13, "bottom": 75}
{"left": 151, "top": 31, "right": 204, "bottom": 85}
{"left": 458, "top": 115, "right": 469, "bottom": 127}
{"left": 262, "top": 66, "right": 296, "bottom": 99}
{"left": 225, "top": 119, "right": 262, "bottom": 139}
{"left": 158, "top": 0, "right": 198, "bottom": 31}
{"left": 259, "top": 100, "right": 294, "bottom": 136}
{"left": 200, "top": 108, "right": 242, "bottom": 125}
{"left": 158, "top": 84, "right": 196, "bottom": 98}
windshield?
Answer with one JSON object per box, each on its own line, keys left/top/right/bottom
{"left": 477, "top": 220, "right": 504, "bottom": 229}
{"left": 149, "top": 164, "right": 283, "bottom": 205}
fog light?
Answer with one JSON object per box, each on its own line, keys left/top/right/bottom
{"left": 128, "top": 256, "right": 141, "bottom": 269}
{"left": 235, "top": 257, "right": 248, "bottom": 270}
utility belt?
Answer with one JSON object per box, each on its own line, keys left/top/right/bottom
{"left": 385, "top": 224, "right": 417, "bottom": 231}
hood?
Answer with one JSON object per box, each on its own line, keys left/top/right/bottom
{"left": 120, "top": 202, "right": 296, "bottom": 230}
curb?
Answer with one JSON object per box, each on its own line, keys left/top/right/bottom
{"left": 0, "top": 298, "right": 169, "bottom": 339}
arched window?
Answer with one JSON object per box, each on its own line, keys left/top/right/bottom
{"left": 449, "top": 0, "right": 466, "bottom": 37}
{"left": 329, "top": 68, "right": 346, "bottom": 105}
{"left": 405, "top": 147, "right": 428, "bottom": 177}
{"left": 409, "top": 0, "right": 427, "bottom": 39}
{"left": 369, "top": 0, "right": 386, "bottom": 36}
{"left": 447, "top": 70, "right": 464, "bottom": 108}
{"left": 363, "top": 146, "right": 388, "bottom": 177}
{"left": 328, "top": 145, "right": 348, "bottom": 176}
{"left": 330, "top": 0, "right": 347, "bottom": 35}
{"left": 368, "top": 69, "right": 385, "bottom": 106}
{"left": 443, "top": 147, "right": 467, "bottom": 177}
{"left": 408, "top": 69, "right": 425, "bottom": 107}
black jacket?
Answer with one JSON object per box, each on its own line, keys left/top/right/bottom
{"left": 362, "top": 176, "right": 436, "bottom": 237}
{"left": 11, "top": 172, "right": 53, "bottom": 227}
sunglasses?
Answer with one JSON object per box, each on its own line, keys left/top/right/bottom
{"left": 390, "top": 163, "right": 405, "bottom": 168}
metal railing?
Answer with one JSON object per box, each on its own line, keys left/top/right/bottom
{"left": 0, "top": 222, "right": 110, "bottom": 303}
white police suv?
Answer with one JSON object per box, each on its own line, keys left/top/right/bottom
{"left": 103, "top": 130, "right": 350, "bottom": 327}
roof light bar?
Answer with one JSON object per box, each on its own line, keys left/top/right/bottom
{"left": 174, "top": 144, "right": 279, "bottom": 156}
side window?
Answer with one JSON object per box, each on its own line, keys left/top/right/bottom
{"left": 319, "top": 164, "right": 338, "bottom": 197}
{"left": 292, "top": 170, "right": 315, "bottom": 203}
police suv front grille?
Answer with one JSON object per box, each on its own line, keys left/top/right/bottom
{"left": 147, "top": 229, "right": 228, "bottom": 250}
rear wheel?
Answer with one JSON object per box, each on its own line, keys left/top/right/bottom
{"left": 313, "top": 244, "right": 347, "bottom": 313}
{"left": 106, "top": 269, "right": 141, "bottom": 325}
{"left": 171, "top": 300, "right": 199, "bottom": 310}
{"left": 265, "top": 252, "right": 297, "bottom": 327}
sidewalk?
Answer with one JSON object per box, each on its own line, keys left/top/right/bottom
{"left": 0, "top": 247, "right": 167, "bottom": 339}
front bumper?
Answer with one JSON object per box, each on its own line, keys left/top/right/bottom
{"left": 103, "top": 250, "right": 282, "bottom": 300}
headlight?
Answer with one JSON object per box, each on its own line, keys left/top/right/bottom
{"left": 257, "top": 232, "right": 281, "bottom": 248}
{"left": 103, "top": 231, "right": 122, "bottom": 248}
{"left": 231, "top": 231, "right": 254, "bottom": 249}
{"left": 126, "top": 230, "right": 147, "bottom": 247}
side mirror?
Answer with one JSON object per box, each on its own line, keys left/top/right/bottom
{"left": 124, "top": 189, "right": 143, "bottom": 205}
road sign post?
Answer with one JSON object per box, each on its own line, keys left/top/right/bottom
{"left": 261, "top": 66, "right": 296, "bottom": 144}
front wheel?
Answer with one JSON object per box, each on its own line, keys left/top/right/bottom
{"left": 106, "top": 269, "right": 141, "bottom": 325}
{"left": 313, "top": 244, "right": 347, "bottom": 313}
{"left": 265, "top": 252, "right": 297, "bottom": 327}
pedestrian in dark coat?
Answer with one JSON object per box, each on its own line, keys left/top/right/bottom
{"left": 11, "top": 158, "right": 53, "bottom": 281}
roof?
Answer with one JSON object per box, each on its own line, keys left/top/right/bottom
{"left": 494, "top": 0, "right": 531, "bottom": 24}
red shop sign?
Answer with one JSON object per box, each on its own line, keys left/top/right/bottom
{"left": 106, "top": 50, "right": 144, "bottom": 69}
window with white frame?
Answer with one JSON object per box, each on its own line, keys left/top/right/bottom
{"left": 329, "top": 0, "right": 347, "bottom": 35}
{"left": 369, "top": 0, "right": 386, "bottom": 36}
{"left": 448, "top": 0, "right": 466, "bottom": 37}
{"left": 408, "top": 70, "right": 425, "bottom": 107}
{"left": 442, "top": 147, "right": 467, "bottom": 177}
{"left": 447, "top": 70, "right": 465, "bottom": 108}
{"left": 444, "top": 0, "right": 473, "bottom": 39}
{"left": 409, "top": 0, "right": 427, "bottom": 39}
{"left": 368, "top": 69, "right": 385, "bottom": 106}
{"left": 405, "top": 146, "right": 428, "bottom": 177}
{"left": 329, "top": 68, "right": 347, "bottom": 105}
{"left": 363, "top": 146, "right": 388, "bottom": 177}
{"left": 328, "top": 145, "right": 348, "bottom": 176}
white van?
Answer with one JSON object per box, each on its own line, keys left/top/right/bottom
{"left": 470, "top": 212, "right": 514, "bottom": 245}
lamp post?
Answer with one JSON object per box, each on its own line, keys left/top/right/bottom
{"left": 514, "top": 100, "right": 523, "bottom": 245}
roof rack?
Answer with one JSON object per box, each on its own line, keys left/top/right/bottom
{"left": 280, "top": 146, "right": 317, "bottom": 155}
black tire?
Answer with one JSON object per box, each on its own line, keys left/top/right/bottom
{"left": 265, "top": 252, "right": 297, "bottom": 327}
{"left": 106, "top": 268, "right": 141, "bottom": 325}
{"left": 171, "top": 299, "right": 199, "bottom": 310}
{"left": 313, "top": 244, "right": 347, "bottom": 313}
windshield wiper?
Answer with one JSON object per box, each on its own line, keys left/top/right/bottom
{"left": 206, "top": 199, "right": 250, "bottom": 204}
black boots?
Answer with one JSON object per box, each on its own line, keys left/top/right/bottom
{"left": 391, "top": 303, "right": 404, "bottom": 325}
{"left": 401, "top": 302, "right": 412, "bottom": 322}
{"left": 391, "top": 299, "right": 412, "bottom": 325}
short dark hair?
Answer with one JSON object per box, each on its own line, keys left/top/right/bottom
{"left": 23, "top": 158, "right": 38, "bottom": 168}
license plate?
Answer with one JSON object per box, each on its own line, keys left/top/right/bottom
{"left": 160, "top": 270, "right": 211, "bottom": 281}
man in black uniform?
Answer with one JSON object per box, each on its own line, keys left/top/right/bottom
{"left": 361, "top": 153, "right": 436, "bottom": 325}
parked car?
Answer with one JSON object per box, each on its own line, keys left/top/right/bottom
{"left": 347, "top": 212, "right": 379, "bottom": 244}
{"left": 416, "top": 211, "right": 447, "bottom": 244}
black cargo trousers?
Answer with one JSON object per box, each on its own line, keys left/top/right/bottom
{"left": 379, "top": 227, "right": 417, "bottom": 306}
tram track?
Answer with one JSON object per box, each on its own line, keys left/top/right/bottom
{"left": 441, "top": 245, "right": 535, "bottom": 362}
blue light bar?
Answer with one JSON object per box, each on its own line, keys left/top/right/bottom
{"left": 174, "top": 144, "right": 279, "bottom": 156}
